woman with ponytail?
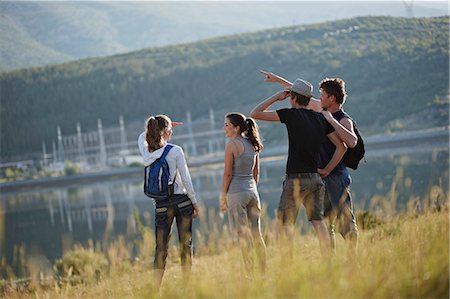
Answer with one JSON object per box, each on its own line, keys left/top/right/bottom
{"left": 221, "top": 112, "right": 266, "bottom": 274}
{"left": 137, "top": 114, "right": 199, "bottom": 290}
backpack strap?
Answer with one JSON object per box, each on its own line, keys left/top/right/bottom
{"left": 342, "top": 112, "right": 360, "bottom": 130}
{"left": 159, "top": 144, "right": 176, "bottom": 183}
{"left": 333, "top": 109, "right": 349, "bottom": 122}
{"left": 342, "top": 111, "right": 352, "bottom": 121}
{"left": 159, "top": 144, "right": 173, "bottom": 160}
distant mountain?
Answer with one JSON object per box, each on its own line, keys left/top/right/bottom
{"left": 0, "top": 16, "right": 448, "bottom": 161}
{"left": 0, "top": 12, "right": 72, "bottom": 67}
{"left": 0, "top": 1, "right": 448, "bottom": 70}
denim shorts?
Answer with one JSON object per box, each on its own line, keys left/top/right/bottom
{"left": 323, "top": 170, "right": 357, "bottom": 237}
{"left": 278, "top": 173, "right": 325, "bottom": 223}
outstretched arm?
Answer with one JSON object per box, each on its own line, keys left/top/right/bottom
{"left": 260, "top": 70, "right": 293, "bottom": 88}
{"left": 260, "top": 70, "right": 321, "bottom": 112}
{"left": 307, "top": 97, "right": 322, "bottom": 112}
{"left": 250, "top": 90, "right": 289, "bottom": 121}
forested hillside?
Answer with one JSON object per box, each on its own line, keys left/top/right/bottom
{"left": 0, "top": 16, "right": 449, "bottom": 160}
{"left": 1, "top": 1, "right": 447, "bottom": 70}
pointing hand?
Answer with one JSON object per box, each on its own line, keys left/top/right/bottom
{"left": 260, "top": 70, "right": 277, "bottom": 83}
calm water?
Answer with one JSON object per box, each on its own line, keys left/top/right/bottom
{"left": 1, "top": 150, "right": 448, "bottom": 277}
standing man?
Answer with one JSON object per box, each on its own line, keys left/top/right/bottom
{"left": 261, "top": 70, "right": 359, "bottom": 251}
{"left": 250, "top": 78, "right": 346, "bottom": 255}
{"left": 319, "top": 78, "right": 359, "bottom": 250}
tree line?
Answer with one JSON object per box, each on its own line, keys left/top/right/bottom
{"left": 0, "top": 16, "right": 448, "bottom": 160}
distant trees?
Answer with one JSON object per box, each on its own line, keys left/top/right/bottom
{"left": 0, "top": 16, "right": 448, "bottom": 159}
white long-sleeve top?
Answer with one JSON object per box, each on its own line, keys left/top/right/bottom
{"left": 138, "top": 133, "right": 197, "bottom": 204}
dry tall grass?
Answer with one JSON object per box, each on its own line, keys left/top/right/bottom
{"left": 2, "top": 174, "right": 449, "bottom": 298}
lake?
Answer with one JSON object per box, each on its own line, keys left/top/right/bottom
{"left": 1, "top": 150, "right": 448, "bottom": 277}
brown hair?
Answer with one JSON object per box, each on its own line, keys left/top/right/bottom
{"left": 319, "top": 78, "right": 347, "bottom": 104}
{"left": 145, "top": 114, "right": 171, "bottom": 152}
{"left": 226, "top": 113, "right": 263, "bottom": 152}
{"left": 290, "top": 91, "right": 311, "bottom": 106}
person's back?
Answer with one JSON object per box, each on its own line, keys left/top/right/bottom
{"left": 229, "top": 136, "right": 258, "bottom": 194}
{"left": 137, "top": 114, "right": 199, "bottom": 291}
{"left": 250, "top": 77, "right": 347, "bottom": 256}
{"left": 221, "top": 113, "right": 266, "bottom": 274}
{"left": 278, "top": 107, "right": 334, "bottom": 173}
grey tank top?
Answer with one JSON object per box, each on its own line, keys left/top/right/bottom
{"left": 228, "top": 137, "right": 258, "bottom": 194}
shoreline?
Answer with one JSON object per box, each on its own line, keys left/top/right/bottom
{"left": 1, "top": 126, "right": 448, "bottom": 194}
{"left": 0, "top": 167, "right": 143, "bottom": 194}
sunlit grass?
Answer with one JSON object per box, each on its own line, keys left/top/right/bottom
{"left": 3, "top": 196, "right": 448, "bottom": 299}
{"left": 2, "top": 172, "right": 449, "bottom": 298}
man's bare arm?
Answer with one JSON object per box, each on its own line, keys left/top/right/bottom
{"left": 260, "top": 70, "right": 292, "bottom": 88}
{"left": 260, "top": 70, "right": 321, "bottom": 112}
{"left": 321, "top": 111, "right": 357, "bottom": 148}
{"left": 318, "top": 132, "right": 347, "bottom": 177}
{"left": 250, "top": 90, "right": 289, "bottom": 122}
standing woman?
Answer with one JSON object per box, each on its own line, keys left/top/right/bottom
{"left": 138, "top": 114, "right": 199, "bottom": 290}
{"left": 220, "top": 113, "right": 266, "bottom": 274}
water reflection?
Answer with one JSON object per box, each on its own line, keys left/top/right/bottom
{"left": 1, "top": 151, "right": 448, "bottom": 276}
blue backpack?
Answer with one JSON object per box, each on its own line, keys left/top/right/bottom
{"left": 144, "top": 144, "right": 175, "bottom": 199}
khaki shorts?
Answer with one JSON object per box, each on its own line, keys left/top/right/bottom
{"left": 227, "top": 190, "right": 261, "bottom": 235}
{"left": 277, "top": 173, "right": 325, "bottom": 223}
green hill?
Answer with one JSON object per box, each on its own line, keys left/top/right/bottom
{"left": 1, "top": 1, "right": 447, "bottom": 70}
{"left": 0, "top": 16, "right": 449, "bottom": 160}
{"left": 0, "top": 13, "right": 73, "bottom": 68}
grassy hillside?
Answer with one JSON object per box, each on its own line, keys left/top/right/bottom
{"left": 2, "top": 201, "right": 448, "bottom": 298}
{"left": 0, "top": 16, "right": 449, "bottom": 160}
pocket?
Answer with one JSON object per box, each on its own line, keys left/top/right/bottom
{"left": 325, "top": 175, "right": 339, "bottom": 189}
{"left": 155, "top": 207, "right": 169, "bottom": 228}
{"left": 310, "top": 176, "right": 323, "bottom": 193}
{"left": 178, "top": 200, "right": 194, "bottom": 216}
{"left": 317, "top": 176, "right": 325, "bottom": 188}
{"left": 282, "top": 178, "right": 299, "bottom": 194}
{"left": 155, "top": 207, "right": 168, "bottom": 213}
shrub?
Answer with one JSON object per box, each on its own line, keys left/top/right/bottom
{"left": 128, "top": 162, "right": 143, "bottom": 168}
{"left": 356, "top": 210, "right": 382, "bottom": 230}
{"left": 64, "top": 161, "right": 81, "bottom": 176}
{"left": 0, "top": 279, "right": 5, "bottom": 294}
{"left": 54, "top": 248, "right": 108, "bottom": 285}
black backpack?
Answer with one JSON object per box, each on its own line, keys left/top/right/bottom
{"left": 342, "top": 113, "right": 365, "bottom": 170}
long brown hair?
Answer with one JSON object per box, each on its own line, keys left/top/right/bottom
{"left": 145, "top": 114, "right": 171, "bottom": 152}
{"left": 226, "top": 113, "right": 263, "bottom": 152}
